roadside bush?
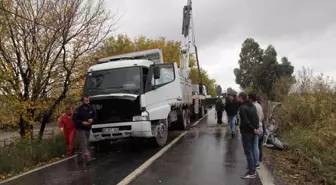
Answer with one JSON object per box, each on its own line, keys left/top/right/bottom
{"left": 275, "top": 67, "right": 336, "bottom": 185}
{"left": 0, "top": 134, "right": 71, "bottom": 176}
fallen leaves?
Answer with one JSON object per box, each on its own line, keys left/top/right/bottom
{"left": 264, "top": 148, "right": 325, "bottom": 185}
{"left": 0, "top": 173, "right": 13, "bottom": 181}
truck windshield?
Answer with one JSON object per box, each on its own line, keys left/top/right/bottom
{"left": 83, "top": 67, "right": 142, "bottom": 96}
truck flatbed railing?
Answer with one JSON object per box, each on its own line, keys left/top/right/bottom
{"left": 98, "top": 48, "right": 164, "bottom": 64}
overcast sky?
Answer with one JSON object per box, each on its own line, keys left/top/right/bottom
{"left": 107, "top": 0, "right": 336, "bottom": 91}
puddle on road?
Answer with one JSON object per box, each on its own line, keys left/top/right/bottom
{"left": 186, "top": 124, "right": 232, "bottom": 140}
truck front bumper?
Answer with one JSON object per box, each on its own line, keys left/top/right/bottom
{"left": 89, "top": 121, "right": 153, "bottom": 142}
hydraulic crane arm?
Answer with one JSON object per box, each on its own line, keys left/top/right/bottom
{"left": 181, "top": 0, "right": 204, "bottom": 94}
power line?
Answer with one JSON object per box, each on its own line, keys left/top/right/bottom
{"left": 0, "top": 6, "right": 57, "bottom": 31}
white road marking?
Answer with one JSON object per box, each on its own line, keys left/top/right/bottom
{"left": 118, "top": 109, "right": 212, "bottom": 185}
{"left": 117, "top": 131, "right": 187, "bottom": 185}
{"left": 0, "top": 155, "right": 77, "bottom": 184}
{"left": 0, "top": 109, "right": 213, "bottom": 185}
{"left": 258, "top": 163, "right": 276, "bottom": 185}
{"left": 191, "top": 108, "right": 214, "bottom": 127}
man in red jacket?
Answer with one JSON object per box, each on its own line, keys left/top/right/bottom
{"left": 58, "top": 105, "right": 76, "bottom": 156}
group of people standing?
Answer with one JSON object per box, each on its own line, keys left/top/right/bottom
{"left": 215, "top": 91, "right": 265, "bottom": 179}
{"left": 58, "top": 95, "right": 96, "bottom": 163}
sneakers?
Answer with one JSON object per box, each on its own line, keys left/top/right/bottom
{"left": 246, "top": 165, "right": 261, "bottom": 169}
{"left": 240, "top": 172, "right": 256, "bottom": 179}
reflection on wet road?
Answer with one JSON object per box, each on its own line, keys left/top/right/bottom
{"left": 130, "top": 110, "right": 262, "bottom": 185}
{"left": 2, "top": 110, "right": 262, "bottom": 185}
{"left": 2, "top": 131, "right": 183, "bottom": 185}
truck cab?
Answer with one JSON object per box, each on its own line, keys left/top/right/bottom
{"left": 84, "top": 49, "right": 191, "bottom": 148}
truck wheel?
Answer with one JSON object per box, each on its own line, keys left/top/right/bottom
{"left": 186, "top": 109, "right": 191, "bottom": 128}
{"left": 151, "top": 119, "right": 168, "bottom": 147}
{"left": 200, "top": 106, "right": 205, "bottom": 117}
{"left": 181, "top": 109, "right": 188, "bottom": 130}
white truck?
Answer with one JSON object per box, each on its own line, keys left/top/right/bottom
{"left": 84, "top": 49, "right": 195, "bottom": 147}
{"left": 83, "top": 0, "right": 204, "bottom": 148}
{"left": 191, "top": 84, "right": 208, "bottom": 118}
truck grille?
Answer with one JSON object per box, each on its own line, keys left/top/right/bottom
{"left": 92, "top": 125, "right": 131, "bottom": 133}
{"left": 95, "top": 116, "right": 133, "bottom": 124}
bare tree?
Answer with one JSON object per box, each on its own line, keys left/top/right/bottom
{"left": 0, "top": 0, "right": 118, "bottom": 138}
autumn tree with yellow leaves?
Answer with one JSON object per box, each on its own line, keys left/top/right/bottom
{"left": 0, "top": 1, "right": 216, "bottom": 139}
{"left": 97, "top": 35, "right": 217, "bottom": 96}
{"left": 0, "top": 0, "right": 117, "bottom": 138}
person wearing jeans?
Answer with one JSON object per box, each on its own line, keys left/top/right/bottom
{"left": 237, "top": 92, "right": 260, "bottom": 179}
{"left": 225, "top": 94, "right": 239, "bottom": 137}
{"left": 249, "top": 92, "right": 264, "bottom": 169}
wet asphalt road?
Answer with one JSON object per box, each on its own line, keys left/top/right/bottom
{"left": 2, "top": 109, "right": 262, "bottom": 185}
{"left": 130, "top": 110, "right": 262, "bottom": 185}
{"left": 1, "top": 131, "right": 183, "bottom": 185}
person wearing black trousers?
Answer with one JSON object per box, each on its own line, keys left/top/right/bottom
{"left": 215, "top": 97, "right": 225, "bottom": 124}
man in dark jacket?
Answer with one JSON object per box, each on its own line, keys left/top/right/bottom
{"left": 73, "top": 95, "right": 96, "bottom": 162}
{"left": 237, "top": 92, "right": 260, "bottom": 179}
{"left": 215, "top": 97, "right": 225, "bottom": 124}
{"left": 225, "top": 94, "right": 239, "bottom": 137}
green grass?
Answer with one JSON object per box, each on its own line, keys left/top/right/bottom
{"left": 0, "top": 134, "right": 71, "bottom": 176}
{"left": 272, "top": 90, "right": 336, "bottom": 185}
{"left": 278, "top": 125, "right": 336, "bottom": 185}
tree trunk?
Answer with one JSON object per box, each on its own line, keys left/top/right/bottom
{"left": 38, "top": 121, "right": 45, "bottom": 140}
{"left": 29, "top": 124, "right": 34, "bottom": 139}
{"left": 38, "top": 111, "right": 50, "bottom": 140}
{"left": 18, "top": 116, "right": 33, "bottom": 139}
{"left": 38, "top": 75, "right": 70, "bottom": 139}
{"left": 19, "top": 115, "right": 25, "bottom": 137}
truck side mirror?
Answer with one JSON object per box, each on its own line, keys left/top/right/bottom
{"left": 153, "top": 67, "right": 161, "bottom": 79}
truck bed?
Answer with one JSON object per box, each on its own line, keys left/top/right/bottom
{"left": 179, "top": 70, "right": 192, "bottom": 105}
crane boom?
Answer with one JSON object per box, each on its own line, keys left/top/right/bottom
{"left": 181, "top": 0, "right": 204, "bottom": 94}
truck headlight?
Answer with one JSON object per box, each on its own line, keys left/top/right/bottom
{"left": 133, "top": 116, "right": 149, "bottom": 121}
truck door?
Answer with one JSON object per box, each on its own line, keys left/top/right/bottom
{"left": 144, "top": 63, "right": 182, "bottom": 121}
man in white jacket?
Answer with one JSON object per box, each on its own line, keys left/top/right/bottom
{"left": 248, "top": 92, "right": 264, "bottom": 169}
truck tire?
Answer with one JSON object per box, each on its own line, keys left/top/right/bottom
{"left": 181, "top": 109, "right": 189, "bottom": 130}
{"left": 186, "top": 109, "right": 191, "bottom": 128}
{"left": 150, "top": 119, "right": 168, "bottom": 147}
{"left": 200, "top": 105, "right": 205, "bottom": 117}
